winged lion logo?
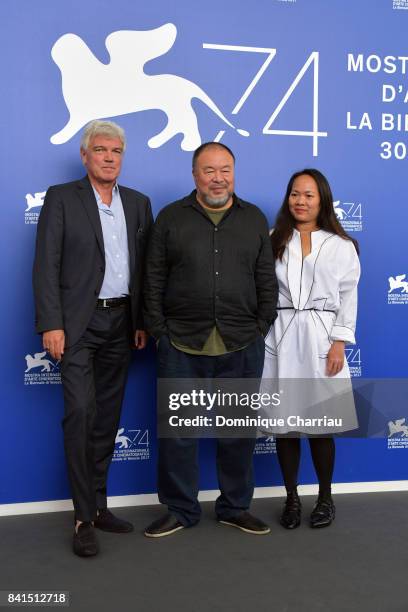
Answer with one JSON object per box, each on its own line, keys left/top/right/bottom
{"left": 50, "top": 23, "right": 248, "bottom": 150}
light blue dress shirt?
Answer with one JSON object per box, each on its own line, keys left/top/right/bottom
{"left": 92, "top": 184, "right": 130, "bottom": 299}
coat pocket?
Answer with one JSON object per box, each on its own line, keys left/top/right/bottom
{"left": 312, "top": 310, "right": 335, "bottom": 357}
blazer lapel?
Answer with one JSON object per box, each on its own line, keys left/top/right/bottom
{"left": 119, "top": 186, "right": 136, "bottom": 280}
{"left": 77, "top": 177, "right": 105, "bottom": 257}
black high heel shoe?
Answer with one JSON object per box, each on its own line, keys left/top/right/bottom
{"left": 280, "top": 491, "right": 302, "bottom": 529}
{"left": 310, "top": 497, "right": 335, "bottom": 528}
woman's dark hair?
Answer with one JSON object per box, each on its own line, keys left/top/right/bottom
{"left": 271, "top": 168, "right": 359, "bottom": 260}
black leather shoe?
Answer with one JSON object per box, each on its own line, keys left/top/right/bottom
{"left": 218, "top": 511, "right": 270, "bottom": 534}
{"left": 144, "top": 513, "right": 185, "bottom": 538}
{"left": 280, "top": 491, "right": 302, "bottom": 529}
{"left": 73, "top": 522, "right": 98, "bottom": 557}
{"left": 94, "top": 509, "right": 134, "bottom": 533}
{"left": 310, "top": 497, "right": 336, "bottom": 528}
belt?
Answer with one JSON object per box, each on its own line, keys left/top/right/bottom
{"left": 277, "top": 307, "right": 335, "bottom": 313}
{"left": 96, "top": 296, "right": 130, "bottom": 308}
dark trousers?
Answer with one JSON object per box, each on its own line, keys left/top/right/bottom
{"left": 61, "top": 304, "right": 131, "bottom": 522}
{"left": 157, "top": 335, "right": 265, "bottom": 526}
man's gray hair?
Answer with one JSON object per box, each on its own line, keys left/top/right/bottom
{"left": 80, "top": 120, "right": 126, "bottom": 151}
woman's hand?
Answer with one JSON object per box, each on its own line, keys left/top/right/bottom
{"left": 326, "top": 341, "right": 345, "bottom": 377}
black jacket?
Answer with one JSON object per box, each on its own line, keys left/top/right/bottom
{"left": 144, "top": 191, "right": 278, "bottom": 351}
{"left": 33, "top": 176, "right": 153, "bottom": 347}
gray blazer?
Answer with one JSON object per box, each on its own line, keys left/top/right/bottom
{"left": 33, "top": 176, "right": 153, "bottom": 347}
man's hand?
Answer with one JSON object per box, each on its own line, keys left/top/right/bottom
{"left": 326, "top": 341, "right": 345, "bottom": 377}
{"left": 43, "top": 329, "right": 65, "bottom": 360}
{"left": 134, "top": 330, "right": 148, "bottom": 350}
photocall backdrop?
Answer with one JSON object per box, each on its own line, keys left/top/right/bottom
{"left": 1, "top": 0, "right": 407, "bottom": 507}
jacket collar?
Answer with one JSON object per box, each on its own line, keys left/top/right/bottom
{"left": 77, "top": 176, "right": 104, "bottom": 256}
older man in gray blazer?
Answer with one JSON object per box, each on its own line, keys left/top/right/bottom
{"left": 33, "top": 120, "right": 152, "bottom": 557}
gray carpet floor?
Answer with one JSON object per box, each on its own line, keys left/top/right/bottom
{"left": 1, "top": 493, "right": 407, "bottom": 612}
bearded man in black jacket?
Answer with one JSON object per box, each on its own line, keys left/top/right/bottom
{"left": 144, "top": 142, "right": 278, "bottom": 538}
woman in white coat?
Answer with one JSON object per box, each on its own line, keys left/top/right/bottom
{"left": 262, "top": 169, "right": 360, "bottom": 529}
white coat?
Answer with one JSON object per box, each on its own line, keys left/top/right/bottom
{"left": 260, "top": 229, "right": 360, "bottom": 434}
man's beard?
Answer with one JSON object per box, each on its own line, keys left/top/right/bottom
{"left": 202, "top": 191, "right": 232, "bottom": 208}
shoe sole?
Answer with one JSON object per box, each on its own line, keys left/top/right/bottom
{"left": 73, "top": 548, "right": 98, "bottom": 557}
{"left": 280, "top": 519, "right": 301, "bottom": 530}
{"left": 310, "top": 517, "right": 335, "bottom": 528}
{"left": 218, "top": 520, "right": 270, "bottom": 535}
{"left": 94, "top": 525, "right": 134, "bottom": 533}
{"left": 144, "top": 525, "right": 185, "bottom": 538}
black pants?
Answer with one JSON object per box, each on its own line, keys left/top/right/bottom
{"left": 61, "top": 304, "right": 131, "bottom": 522}
{"left": 157, "top": 335, "right": 265, "bottom": 526}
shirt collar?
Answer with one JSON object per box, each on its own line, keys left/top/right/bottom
{"left": 92, "top": 182, "right": 119, "bottom": 205}
{"left": 182, "top": 190, "right": 246, "bottom": 208}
